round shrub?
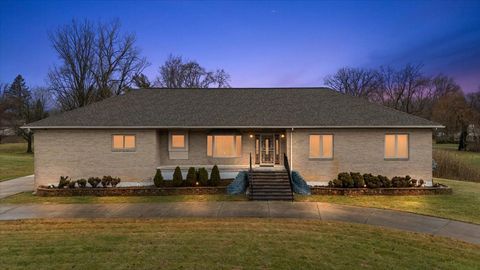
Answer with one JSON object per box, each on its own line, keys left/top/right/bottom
{"left": 331, "top": 179, "right": 343, "bottom": 188}
{"left": 58, "top": 176, "right": 70, "bottom": 189}
{"left": 392, "top": 176, "right": 408, "bottom": 187}
{"left": 209, "top": 165, "right": 221, "bottom": 186}
{"left": 154, "top": 169, "right": 164, "bottom": 187}
{"left": 377, "top": 175, "right": 391, "bottom": 188}
{"left": 338, "top": 172, "right": 353, "bottom": 188}
{"left": 88, "top": 177, "right": 101, "bottom": 188}
{"left": 197, "top": 168, "right": 209, "bottom": 186}
{"left": 111, "top": 177, "right": 121, "bottom": 187}
{"left": 172, "top": 166, "right": 183, "bottom": 187}
{"left": 363, "top": 173, "right": 380, "bottom": 188}
{"left": 67, "top": 180, "right": 76, "bottom": 189}
{"left": 350, "top": 172, "right": 365, "bottom": 188}
{"left": 186, "top": 167, "right": 197, "bottom": 187}
{"left": 77, "top": 178, "right": 87, "bottom": 188}
{"left": 101, "top": 176, "right": 113, "bottom": 187}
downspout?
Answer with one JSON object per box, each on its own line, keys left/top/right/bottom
{"left": 290, "top": 128, "right": 294, "bottom": 173}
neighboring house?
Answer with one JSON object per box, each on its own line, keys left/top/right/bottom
{"left": 25, "top": 88, "right": 442, "bottom": 188}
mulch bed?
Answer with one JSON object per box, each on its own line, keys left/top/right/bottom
{"left": 309, "top": 186, "right": 452, "bottom": 196}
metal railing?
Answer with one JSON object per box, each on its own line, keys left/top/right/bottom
{"left": 283, "top": 153, "right": 294, "bottom": 201}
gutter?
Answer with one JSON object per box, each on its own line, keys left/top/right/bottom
{"left": 22, "top": 125, "right": 445, "bottom": 129}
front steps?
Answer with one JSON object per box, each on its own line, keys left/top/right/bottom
{"left": 248, "top": 170, "right": 293, "bottom": 201}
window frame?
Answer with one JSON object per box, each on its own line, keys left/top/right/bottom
{"left": 308, "top": 134, "right": 334, "bottom": 160}
{"left": 384, "top": 133, "right": 409, "bottom": 160}
{"left": 207, "top": 134, "right": 242, "bottom": 158}
{"left": 168, "top": 131, "right": 188, "bottom": 152}
{"left": 112, "top": 134, "right": 136, "bottom": 152}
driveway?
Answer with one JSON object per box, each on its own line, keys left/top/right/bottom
{"left": 0, "top": 175, "right": 34, "bottom": 199}
{"left": 0, "top": 201, "right": 478, "bottom": 245}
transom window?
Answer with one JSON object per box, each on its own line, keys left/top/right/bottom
{"left": 112, "top": 135, "right": 136, "bottom": 151}
{"left": 309, "top": 134, "right": 333, "bottom": 159}
{"left": 207, "top": 135, "right": 242, "bottom": 158}
{"left": 385, "top": 134, "right": 409, "bottom": 159}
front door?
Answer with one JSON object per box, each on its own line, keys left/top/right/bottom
{"left": 260, "top": 134, "right": 275, "bottom": 166}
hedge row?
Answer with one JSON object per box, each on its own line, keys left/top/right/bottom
{"left": 328, "top": 172, "right": 425, "bottom": 188}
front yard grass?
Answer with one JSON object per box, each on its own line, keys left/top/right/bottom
{"left": 0, "top": 143, "right": 33, "bottom": 182}
{"left": 297, "top": 178, "right": 480, "bottom": 224}
{"left": 0, "top": 219, "right": 478, "bottom": 269}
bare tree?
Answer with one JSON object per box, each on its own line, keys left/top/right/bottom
{"left": 48, "top": 19, "right": 148, "bottom": 111}
{"left": 132, "top": 73, "right": 152, "bottom": 88}
{"left": 324, "top": 67, "right": 380, "bottom": 99}
{"left": 155, "top": 55, "right": 230, "bottom": 88}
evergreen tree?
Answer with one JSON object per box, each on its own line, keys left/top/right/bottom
{"left": 186, "top": 167, "right": 197, "bottom": 187}
{"left": 172, "top": 166, "right": 183, "bottom": 187}
{"left": 153, "top": 169, "right": 164, "bottom": 187}
{"left": 209, "top": 165, "right": 221, "bottom": 186}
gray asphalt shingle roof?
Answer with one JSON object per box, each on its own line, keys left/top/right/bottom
{"left": 26, "top": 88, "right": 441, "bottom": 128}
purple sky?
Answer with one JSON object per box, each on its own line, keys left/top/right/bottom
{"left": 1, "top": 0, "right": 479, "bottom": 92}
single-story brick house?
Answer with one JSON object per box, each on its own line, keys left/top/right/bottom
{"left": 25, "top": 88, "right": 442, "bottom": 188}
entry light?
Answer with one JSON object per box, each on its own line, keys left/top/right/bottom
{"left": 281, "top": 134, "right": 285, "bottom": 138}
{"left": 249, "top": 134, "right": 254, "bottom": 138}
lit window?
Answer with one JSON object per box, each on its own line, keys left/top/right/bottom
{"left": 171, "top": 135, "right": 185, "bottom": 148}
{"left": 207, "top": 135, "right": 242, "bottom": 158}
{"left": 169, "top": 132, "right": 187, "bottom": 151}
{"left": 309, "top": 134, "right": 333, "bottom": 159}
{"left": 112, "top": 135, "right": 136, "bottom": 151}
{"left": 385, "top": 134, "right": 409, "bottom": 159}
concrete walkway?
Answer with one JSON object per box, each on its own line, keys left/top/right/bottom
{"left": 0, "top": 175, "right": 34, "bottom": 199}
{"left": 0, "top": 201, "right": 478, "bottom": 245}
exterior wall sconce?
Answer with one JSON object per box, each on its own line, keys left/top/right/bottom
{"left": 281, "top": 134, "right": 285, "bottom": 138}
{"left": 249, "top": 134, "right": 254, "bottom": 138}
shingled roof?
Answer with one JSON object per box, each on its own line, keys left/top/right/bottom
{"left": 26, "top": 88, "right": 442, "bottom": 128}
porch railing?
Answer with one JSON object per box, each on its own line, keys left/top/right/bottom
{"left": 283, "top": 153, "right": 294, "bottom": 201}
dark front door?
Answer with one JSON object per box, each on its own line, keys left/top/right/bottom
{"left": 260, "top": 134, "right": 275, "bottom": 166}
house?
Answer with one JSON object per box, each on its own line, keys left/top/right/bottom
{"left": 25, "top": 88, "right": 442, "bottom": 189}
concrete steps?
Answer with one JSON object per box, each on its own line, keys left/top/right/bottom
{"left": 249, "top": 170, "right": 293, "bottom": 201}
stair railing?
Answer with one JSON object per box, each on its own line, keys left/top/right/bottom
{"left": 283, "top": 153, "right": 294, "bottom": 201}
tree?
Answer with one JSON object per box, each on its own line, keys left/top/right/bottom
{"left": 0, "top": 83, "right": 12, "bottom": 143}
{"left": 324, "top": 67, "right": 380, "bottom": 99}
{"left": 132, "top": 73, "right": 152, "bottom": 88}
{"left": 155, "top": 55, "right": 230, "bottom": 88}
{"left": 48, "top": 19, "right": 148, "bottom": 111}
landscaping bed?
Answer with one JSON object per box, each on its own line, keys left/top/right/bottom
{"left": 37, "top": 185, "right": 229, "bottom": 197}
{"left": 310, "top": 186, "right": 452, "bottom": 195}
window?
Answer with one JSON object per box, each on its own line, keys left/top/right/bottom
{"left": 171, "top": 135, "right": 185, "bottom": 148}
{"left": 207, "top": 135, "right": 242, "bottom": 158}
{"left": 169, "top": 132, "right": 188, "bottom": 151}
{"left": 385, "top": 134, "right": 409, "bottom": 159}
{"left": 112, "top": 135, "right": 136, "bottom": 151}
{"left": 309, "top": 134, "right": 333, "bottom": 159}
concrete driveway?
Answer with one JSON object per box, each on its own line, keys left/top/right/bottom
{"left": 0, "top": 175, "right": 34, "bottom": 199}
{"left": 0, "top": 201, "right": 479, "bottom": 245}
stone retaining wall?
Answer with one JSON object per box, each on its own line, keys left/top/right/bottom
{"left": 310, "top": 186, "right": 452, "bottom": 195}
{"left": 37, "top": 186, "right": 227, "bottom": 197}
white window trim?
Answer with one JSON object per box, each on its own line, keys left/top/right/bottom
{"left": 309, "top": 134, "right": 334, "bottom": 160}
{"left": 112, "top": 134, "right": 136, "bottom": 152}
{"left": 207, "top": 135, "right": 242, "bottom": 158}
{"left": 168, "top": 131, "right": 188, "bottom": 152}
{"left": 384, "top": 133, "right": 409, "bottom": 160}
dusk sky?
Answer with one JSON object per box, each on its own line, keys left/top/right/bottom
{"left": 1, "top": 0, "right": 479, "bottom": 92}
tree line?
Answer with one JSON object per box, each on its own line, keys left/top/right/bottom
{"left": 324, "top": 65, "right": 480, "bottom": 150}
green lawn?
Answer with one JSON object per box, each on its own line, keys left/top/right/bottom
{"left": 433, "top": 143, "right": 480, "bottom": 168}
{"left": 298, "top": 178, "right": 480, "bottom": 224}
{"left": 0, "top": 219, "right": 478, "bottom": 270}
{"left": 0, "top": 143, "right": 33, "bottom": 182}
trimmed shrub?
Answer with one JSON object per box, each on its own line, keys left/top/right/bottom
{"left": 172, "top": 166, "right": 183, "bottom": 187}
{"left": 197, "top": 168, "right": 209, "bottom": 186}
{"left": 67, "top": 180, "right": 76, "bottom": 188}
{"left": 88, "top": 177, "right": 101, "bottom": 188}
{"left": 363, "top": 173, "right": 380, "bottom": 188}
{"left": 209, "top": 165, "right": 221, "bottom": 186}
{"left": 338, "top": 172, "right": 353, "bottom": 188}
{"left": 392, "top": 176, "right": 409, "bottom": 187}
{"left": 329, "top": 179, "right": 343, "bottom": 188}
{"left": 77, "top": 178, "right": 87, "bottom": 188}
{"left": 186, "top": 167, "right": 197, "bottom": 187}
{"left": 58, "top": 176, "right": 70, "bottom": 189}
{"left": 154, "top": 169, "right": 164, "bottom": 187}
{"left": 350, "top": 172, "right": 365, "bottom": 188}
{"left": 101, "top": 176, "right": 113, "bottom": 187}
{"left": 418, "top": 179, "right": 425, "bottom": 187}
{"left": 377, "top": 175, "right": 391, "bottom": 188}
{"left": 111, "top": 177, "right": 121, "bottom": 187}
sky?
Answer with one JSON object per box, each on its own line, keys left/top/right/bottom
{"left": 1, "top": 0, "right": 479, "bottom": 92}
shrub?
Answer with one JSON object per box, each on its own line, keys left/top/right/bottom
{"left": 363, "top": 173, "right": 380, "bottom": 188}
{"left": 209, "top": 165, "right": 221, "bottom": 186}
{"left": 377, "top": 175, "right": 391, "bottom": 187}
{"left": 392, "top": 176, "right": 409, "bottom": 187}
{"left": 58, "top": 176, "right": 70, "bottom": 189}
{"left": 350, "top": 172, "right": 365, "bottom": 188}
{"left": 111, "top": 177, "right": 121, "bottom": 187}
{"left": 88, "top": 177, "right": 101, "bottom": 188}
{"left": 77, "top": 178, "right": 87, "bottom": 188}
{"left": 331, "top": 179, "right": 343, "bottom": 188}
{"left": 338, "top": 172, "right": 353, "bottom": 188}
{"left": 154, "top": 169, "right": 164, "bottom": 187}
{"left": 67, "top": 180, "right": 76, "bottom": 188}
{"left": 172, "top": 166, "right": 183, "bottom": 187}
{"left": 197, "top": 168, "right": 209, "bottom": 186}
{"left": 418, "top": 179, "right": 425, "bottom": 187}
{"left": 101, "top": 176, "right": 113, "bottom": 187}
{"left": 186, "top": 167, "right": 197, "bottom": 187}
